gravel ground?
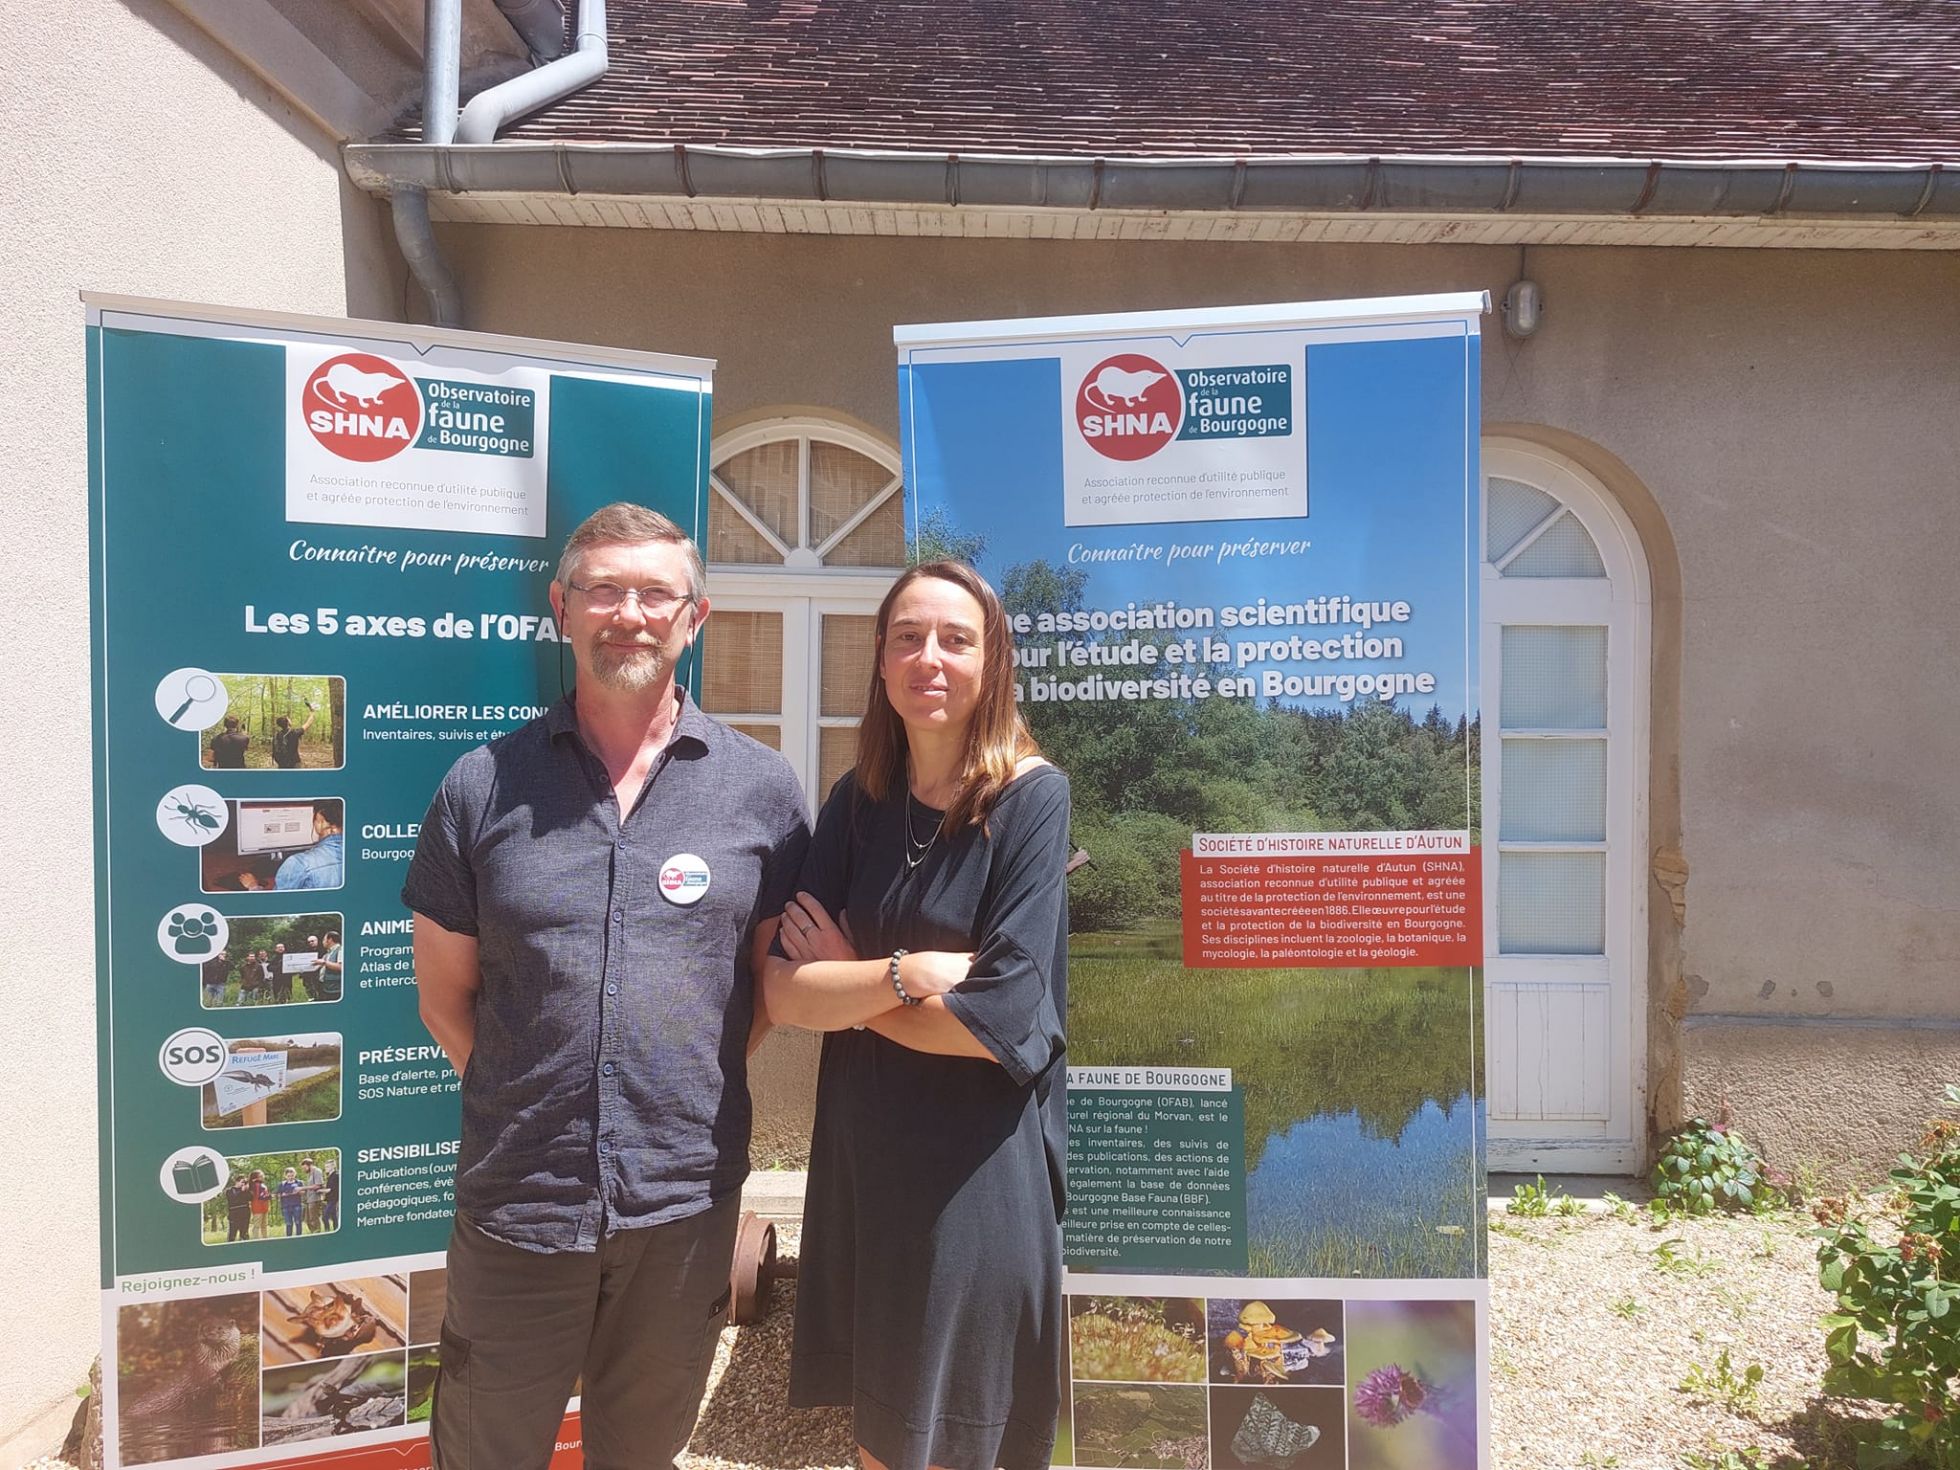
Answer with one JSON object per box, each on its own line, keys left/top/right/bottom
{"left": 28, "top": 1213, "right": 1870, "bottom": 1470}
{"left": 686, "top": 1214, "right": 1868, "bottom": 1470}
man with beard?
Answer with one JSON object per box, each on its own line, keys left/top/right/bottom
{"left": 403, "top": 502, "right": 808, "bottom": 1470}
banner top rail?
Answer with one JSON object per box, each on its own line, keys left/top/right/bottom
{"left": 83, "top": 291, "right": 715, "bottom": 385}
{"left": 893, "top": 290, "right": 1489, "bottom": 350}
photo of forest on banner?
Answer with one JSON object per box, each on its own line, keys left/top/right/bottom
{"left": 919, "top": 507, "right": 1481, "bottom": 1282}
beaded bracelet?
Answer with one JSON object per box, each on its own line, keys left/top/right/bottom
{"left": 889, "top": 948, "right": 922, "bottom": 1006}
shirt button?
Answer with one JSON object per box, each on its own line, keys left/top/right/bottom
{"left": 606, "top": 983, "right": 618, "bottom": 996}
{"left": 602, "top": 1062, "right": 615, "bottom": 1076}
{"left": 612, "top": 910, "right": 623, "bottom": 924}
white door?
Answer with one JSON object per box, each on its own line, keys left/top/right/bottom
{"left": 696, "top": 418, "right": 906, "bottom": 811}
{"left": 1481, "top": 442, "right": 1651, "bottom": 1174}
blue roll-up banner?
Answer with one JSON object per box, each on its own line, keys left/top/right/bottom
{"left": 898, "top": 294, "right": 1489, "bottom": 1470}
{"left": 87, "top": 296, "right": 712, "bottom": 1470}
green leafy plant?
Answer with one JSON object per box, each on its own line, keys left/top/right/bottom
{"left": 1609, "top": 1295, "right": 1643, "bottom": 1319}
{"left": 1679, "top": 1346, "right": 1766, "bottom": 1412}
{"left": 1553, "top": 1192, "right": 1587, "bottom": 1218}
{"left": 1603, "top": 1191, "right": 1640, "bottom": 1223}
{"left": 1814, "top": 1085, "right": 1960, "bottom": 1468}
{"left": 1652, "top": 1238, "right": 1720, "bottom": 1278}
{"left": 1653, "top": 1117, "right": 1777, "bottom": 1216}
{"left": 1509, "top": 1174, "right": 1562, "bottom": 1217}
{"left": 1679, "top": 1448, "right": 1773, "bottom": 1470}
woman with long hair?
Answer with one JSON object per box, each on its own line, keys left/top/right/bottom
{"left": 763, "top": 560, "right": 1070, "bottom": 1470}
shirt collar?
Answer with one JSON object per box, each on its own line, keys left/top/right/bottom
{"left": 547, "top": 686, "right": 714, "bottom": 752}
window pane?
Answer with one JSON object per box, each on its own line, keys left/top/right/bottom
{"left": 1499, "top": 852, "right": 1605, "bottom": 954}
{"left": 715, "top": 441, "right": 800, "bottom": 546}
{"left": 1500, "top": 738, "right": 1606, "bottom": 842}
{"left": 823, "top": 493, "right": 906, "bottom": 568}
{"left": 707, "top": 488, "right": 785, "bottom": 565}
{"left": 819, "top": 726, "right": 859, "bottom": 800}
{"left": 701, "top": 610, "right": 782, "bottom": 716}
{"left": 1501, "top": 626, "right": 1606, "bottom": 729}
{"left": 728, "top": 722, "right": 781, "bottom": 750}
{"left": 821, "top": 615, "right": 877, "bottom": 718}
{"left": 1503, "top": 511, "right": 1606, "bottom": 578}
{"left": 1487, "top": 476, "right": 1560, "bottom": 563}
{"left": 810, "top": 441, "right": 896, "bottom": 547}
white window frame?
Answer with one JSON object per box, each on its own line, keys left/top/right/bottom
{"left": 704, "top": 417, "right": 907, "bottom": 809}
{"left": 1481, "top": 439, "right": 1652, "bottom": 1175}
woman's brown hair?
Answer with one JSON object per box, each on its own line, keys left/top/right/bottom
{"left": 855, "top": 560, "right": 1039, "bottom": 834}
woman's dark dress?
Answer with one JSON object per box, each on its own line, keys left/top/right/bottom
{"left": 786, "top": 765, "right": 1071, "bottom": 1470}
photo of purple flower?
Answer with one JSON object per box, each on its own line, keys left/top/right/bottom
{"left": 1344, "top": 1301, "right": 1477, "bottom": 1470}
{"left": 1351, "top": 1364, "right": 1430, "bottom": 1429}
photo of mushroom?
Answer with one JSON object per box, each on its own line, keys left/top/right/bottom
{"left": 1209, "top": 1387, "right": 1345, "bottom": 1470}
{"left": 1072, "top": 1383, "right": 1209, "bottom": 1470}
{"left": 261, "top": 1276, "right": 408, "bottom": 1365}
{"left": 260, "top": 1351, "right": 406, "bottom": 1446}
{"left": 116, "top": 1293, "right": 261, "bottom": 1466}
{"left": 1207, "top": 1299, "right": 1344, "bottom": 1387}
{"left": 1070, "top": 1295, "right": 1207, "bottom": 1383}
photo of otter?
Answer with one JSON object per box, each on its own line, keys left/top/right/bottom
{"left": 260, "top": 1351, "right": 406, "bottom": 1446}
{"left": 262, "top": 1276, "right": 409, "bottom": 1365}
{"left": 1208, "top": 1299, "right": 1345, "bottom": 1387}
{"left": 198, "top": 674, "right": 345, "bottom": 771}
{"left": 116, "top": 1293, "right": 260, "bottom": 1466}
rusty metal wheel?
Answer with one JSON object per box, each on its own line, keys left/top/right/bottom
{"left": 728, "top": 1210, "right": 779, "bottom": 1325}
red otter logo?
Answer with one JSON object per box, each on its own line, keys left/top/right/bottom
{"left": 303, "top": 353, "right": 421, "bottom": 462}
{"left": 660, "top": 867, "right": 686, "bottom": 893}
{"left": 1075, "top": 354, "right": 1183, "bottom": 461}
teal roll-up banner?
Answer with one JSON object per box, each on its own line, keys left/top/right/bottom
{"left": 897, "top": 293, "right": 1490, "bottom": 1470}
{"left": 86, "top": 296, "right": 712, "bottom": 1469}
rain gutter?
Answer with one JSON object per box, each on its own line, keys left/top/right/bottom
{"left": 345, "top": 143, "right": 1958, "bottom": 220}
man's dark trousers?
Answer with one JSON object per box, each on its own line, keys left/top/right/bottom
{"left": 430, "top": 1194, "right": 740, "bottom": 1470}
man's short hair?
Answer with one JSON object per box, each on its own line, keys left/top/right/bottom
{"left": 275, "top": 716, "right": 291, "bottom": 730}
{"left": 555, "top": 502, "right": 706, "bottom": 604}
{"left": 313, "top": 801, "right": 341, "bottom": 829}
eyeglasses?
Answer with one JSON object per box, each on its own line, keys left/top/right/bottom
{"left": 566, "top": 581, "right": 695, "bottom": 617}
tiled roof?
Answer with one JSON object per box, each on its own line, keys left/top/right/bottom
{"left": 411, "top": 0, "right": 1960, "bottom": 163}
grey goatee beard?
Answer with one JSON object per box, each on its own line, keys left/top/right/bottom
{"left": 588, "top": 643, "right": 667, "bottom": 691}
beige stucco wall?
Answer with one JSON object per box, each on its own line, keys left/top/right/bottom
{"left": 441, "top": 224, "right": 1960, "bottom": 1180}
{"left": 0, "top": 0, "right": 400, "bottom": 1437}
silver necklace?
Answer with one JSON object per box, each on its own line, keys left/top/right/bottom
{"left": 903, "top": 788, "right": 941, "bottom": 875}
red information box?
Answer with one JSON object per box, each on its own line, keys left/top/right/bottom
{"left": 1181, "top": 848, "right": 1482, "bottom": 968}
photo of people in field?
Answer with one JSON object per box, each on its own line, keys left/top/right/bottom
{"left": 200, "top": 1148, "right": 341, "bottom": 1245}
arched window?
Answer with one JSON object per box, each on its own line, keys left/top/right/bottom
{"left": 1481, "top": 441, "right": 1652, "bottom": 1174}
{"left": 698, "top": 418, "right": 906, "bottom": 808}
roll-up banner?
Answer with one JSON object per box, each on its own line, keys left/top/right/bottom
{"left": 86, "top": 296, "right": 712, "bottom": 1469}
{"left": 897, "top": 293, "right": 1489, "bottom": 1470}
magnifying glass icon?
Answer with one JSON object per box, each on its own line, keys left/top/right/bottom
{"left": 169, "top": 674, "right": 218, "bottom": 724}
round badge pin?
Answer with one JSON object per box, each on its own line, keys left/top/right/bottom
{"left": 657, "top": 853, "right": 711, "bottom": 906}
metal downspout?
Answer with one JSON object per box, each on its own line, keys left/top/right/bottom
{"left": 456, "top": 0, "right": 608, "bottom": 144}
{"left": 394, "top": 0, "right": 464, "bottom": 325}
{"left": 491, "top": 0, "right": 568, "bottom": 60}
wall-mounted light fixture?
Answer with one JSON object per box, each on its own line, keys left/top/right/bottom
{"left": 1501, "top": 279, "right": 1543, "bottom": 339}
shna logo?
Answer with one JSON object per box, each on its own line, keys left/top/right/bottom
{"left": 1075, "top": 354, "right": 1184, "bottom": 461}
{"left": 303, "top": 353, "right": 422, "bottom": 462}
